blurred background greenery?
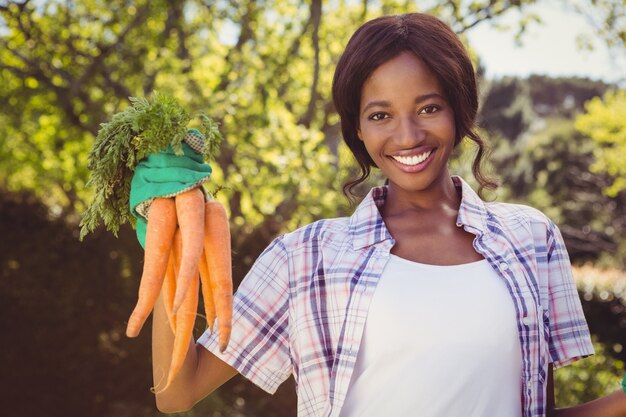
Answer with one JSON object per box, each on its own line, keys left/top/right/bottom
{"left": 0, "top": 0, "right": 624, "bottom": 416}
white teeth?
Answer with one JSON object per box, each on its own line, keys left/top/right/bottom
{"left": 391, "top": 150, "right": 432, "bottom": 166}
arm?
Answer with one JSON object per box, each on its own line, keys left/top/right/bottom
{"left": 152, "top": 291, "right": 238, "bottom": 412}
{"left": 153, "top": 234, "right": 293, "bottom": 412}
{"left": 547, "top": 364, "right": 626, "bottom": 417}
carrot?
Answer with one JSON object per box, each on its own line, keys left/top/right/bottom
{"left": 203, "top": 200, "right": 233, "bottom": 352}
{"left": 160, "top": 227, "right": 199, "bottom": 391}
{"left": 161, "top": 234, "right": 180, "bottom": 333}
{"left": 198, "top": 247, "right": 217, "bottom": 332}
{"left": 126, "top": 197, "right": 177, "bottom": 338}
{"left": 172, "top": 188, "right": 205, "bottom": 314}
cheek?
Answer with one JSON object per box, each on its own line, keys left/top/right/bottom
{"left": 446, "top": 113, "right": 457, "bottom": 140}
{"left": 358, "top": 132, "right": 383, "bottom": 166}
{"left": 361, "top": 140, "right": 377, "bottom": 160}
{"left": 434, "top": 113, "right": 457, "bottom": 148}
{"left": 357, "top": 117, "right": 368, "bottom": 141}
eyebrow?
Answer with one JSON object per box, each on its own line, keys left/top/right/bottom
{"left": 360, "top": 93, "right": 446, "bottom": 116}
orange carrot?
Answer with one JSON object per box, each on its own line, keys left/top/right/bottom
{"left": 162, "top": 229, "right": 199, "bottom": 391}
{"left": 126, "top": 197, "right": 177, "bottom": 338}
{"left": 172, "top": 188, "right": 205, "bottom": 313}
{"left": 198, "top": 247, "right": 217, "bottom": 332}
{"left": 161, "top": 233, "right": 180, "bottom": 333}
{"left": 203, "top": 200, "right": 233, "bottom": 352}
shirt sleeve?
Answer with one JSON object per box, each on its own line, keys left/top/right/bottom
{"left": 197, "top": 235, "right": 292, "bottom": 394}
{"left": 545, "top": 220, "right": 595, "bottom": 368}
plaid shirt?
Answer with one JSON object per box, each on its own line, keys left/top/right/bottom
{"left": 198, "top": 175, "right": 594, "bottom": 417}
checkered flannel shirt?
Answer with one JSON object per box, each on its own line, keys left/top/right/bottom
{"left": 198, "top": 175, "right": 594, "bottom": 417}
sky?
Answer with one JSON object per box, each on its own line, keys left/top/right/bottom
{"left": 466, "top": 1, "right": 625, "bottom": 84}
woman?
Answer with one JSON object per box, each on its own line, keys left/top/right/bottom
{"left": 151, "top": 13, "right": 626, "bottom": 417}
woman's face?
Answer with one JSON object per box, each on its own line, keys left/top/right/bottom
{"left": 357, "top": 51, "right": 456, "bottom": 195}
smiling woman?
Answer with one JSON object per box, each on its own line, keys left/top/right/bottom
{"left": 148, "top": 12, "right": 626, "bottom": 417}
{"left": 352, "top": 51, "right": 486, "bottom": 267}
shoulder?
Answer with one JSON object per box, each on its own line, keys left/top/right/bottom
{"left": 279, "top": 216, "right": 352, "bottom": 251}
{"left": 484, "top": 200, "right": 555, "bottom": 227}
{"left": 255, "top": 216, "right": 353, "bottom": 272}
{"left": 456, "top": 175, "right": 557, "bottom": 236}
{"left": 482, "top": 200, "right": 561, "bottom": 245}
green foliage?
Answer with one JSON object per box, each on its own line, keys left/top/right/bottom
{"left": 479, "top": 75, "right": 611, "bottom": 142}
{"left": 497, "top": 118, "right": 626, "bottom": 266}
{"left": 1, "top": 1, "right": 625, "bottom": 415}
{"left": 479, "top": 77, "right": 533, "bottom": 142}
{"left": 574, "top": 264, "right": 626, "bottom": 371}
{"left": 555, "top": 337, "right": 624, "bottom": 407}
{"left": 481, "top": 76, "right": 625, "bottom": 267}
{"left": 569, "top": 0, "right": 626, "bottom": 53}
{"left": 575, "top": 90, "right": 626, "bottom": 197}
{"left": 79, "top": 92, "right": 222, "bottom": 239}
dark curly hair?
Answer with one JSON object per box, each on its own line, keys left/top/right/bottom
{"left": 332, "top": 13, "right": 497, "bottom": 200}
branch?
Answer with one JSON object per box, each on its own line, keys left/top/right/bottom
{"left": 143, "top": 2, "right": 185, "bottom": 93}
{"left": 298, "top": 0, "right": 322, "bottom": 128}
{"left": 0, "top": 33, "right": 91, "bottom": 133}
{"left": 0, "top": 39, "right": 66, "bottom": 89}
{"left": 101, "top": 70, "right": 133, "bottom": 101}
{"left": 454, "top": 0, "right": 528, "bottom": 34}
{"left": 320, "top": 99, "right": 341, "bottom": 159}
{"left": 75, "top": 2, "right": 151, "bottom": 92}
{"left": 214, "top": 0, "right": 258, "bottom": 93}
{"left": 275, "top": 11, "right": 314, "bottom": 99}
{"left": 0, "top": 0, "right": 28, "bottom": 12}
{"left": 360, "top": 0, "right": 368, "bottom": 22}
{"left": 0, "top": 62, "right": 34, "bottom": 78}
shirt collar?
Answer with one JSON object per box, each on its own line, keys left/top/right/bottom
{"left": 348, "top": 175, "right": 488, "bottom": 250}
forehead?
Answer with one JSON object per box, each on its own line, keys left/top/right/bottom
{"left": 361, "top": 51, "right": 443, "bottom": 101}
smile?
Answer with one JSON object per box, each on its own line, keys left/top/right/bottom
{"left": 390, "top": 149, "right": 433, "bottom": 166}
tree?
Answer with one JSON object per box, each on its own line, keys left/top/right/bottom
{"left": 1, "top": 0, "right": 620, "bottom": 415}
{"left": 478, "top": 75, "right": 626, "bottom": 266}
{"left": 0, "top": 0, "right": 552, "bottom": 290}
{"left": 568, "top": 0, "right": 626, "bottom": 54}
{"left": 575, "top": 89, "right": 626, "bottom": 197}
{"left": 491, "top": 117, "right": 626, "bottom": 266}
{"left": 479, "top": 75, "right": 611, "bottom": 143}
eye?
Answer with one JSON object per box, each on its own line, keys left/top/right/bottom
{"left": 420, "top": 105, "right": 440, "bottom": 115}
{"left": 368, "top": 112, "right": 389, "bottom": 121}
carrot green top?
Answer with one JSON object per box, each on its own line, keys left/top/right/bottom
{"left": 78, "top": 93, "right": 222, "bottom": 243}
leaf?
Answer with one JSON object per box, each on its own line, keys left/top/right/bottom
{"left": 79, "top": 92, "right": 221, "bottom": 239}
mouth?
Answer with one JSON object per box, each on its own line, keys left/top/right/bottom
{"left": 390, "top": 149, "right": 434, "bottom": 166}
{"left": 387, "top": 148, "right": 436, "bottom": 172}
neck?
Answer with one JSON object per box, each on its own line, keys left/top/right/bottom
{"left": 383, "top": 172, "right": 461, "bottom": 217}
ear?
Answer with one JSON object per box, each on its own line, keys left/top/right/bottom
{"left": 357, "top": 128, "right": 363, "bottom": 141}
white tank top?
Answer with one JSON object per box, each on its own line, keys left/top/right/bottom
{"left": 338, "top": 255, "right": 522, "bottom": 417}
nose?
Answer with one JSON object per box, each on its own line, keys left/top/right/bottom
{"left": 394, "top": 115, "right": 425, "bottom": 146}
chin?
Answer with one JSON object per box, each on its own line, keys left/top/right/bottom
{"left": 382, "top": 162, "right": 449, "bottom": 194}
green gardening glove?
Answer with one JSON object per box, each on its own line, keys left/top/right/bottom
{"left": 129, "top": 129, "right": 212, "bottom": 248}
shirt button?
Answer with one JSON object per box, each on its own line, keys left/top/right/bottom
{"left": 499, "top": 262, "right": 509, "bottom": 271}
{"left": 522, "top": 316, "right": 532, "bottom": 326}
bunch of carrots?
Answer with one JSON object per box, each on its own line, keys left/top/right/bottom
{"left": 78, "top": 93, "right": 232, "bottom": 392}
{"left": 125, "top": 188, "right": 233, "bottom": 391}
